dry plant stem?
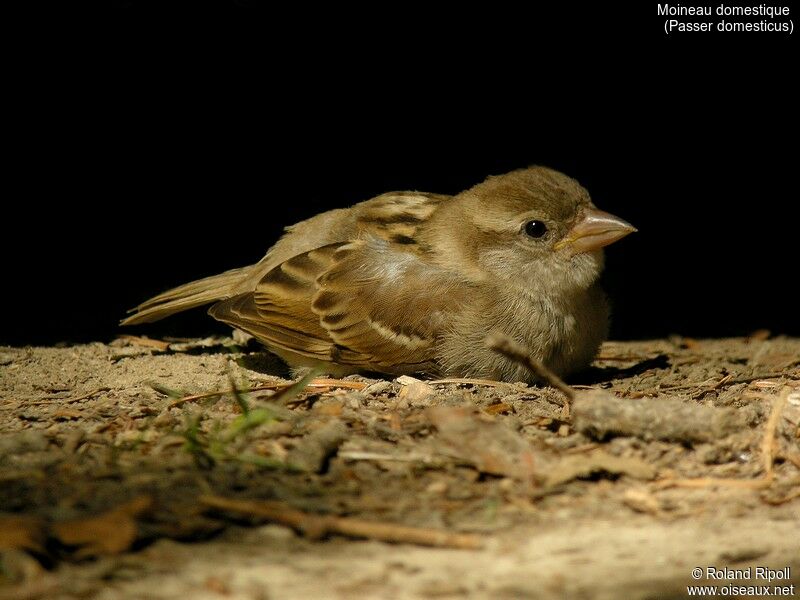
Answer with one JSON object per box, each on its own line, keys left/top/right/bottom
{"left": 485, "top": 333, "right": 574, "bottom": 418}
{"left": 594, "top": 353, "right": 651, "bottom": 361}
{"left": 299, "top": 378, "right": 367, "bottom": 390}
{"left": 654, "top": 372, "right": 799, "bottom": 394}
{"left": 26, "top": 387, "right": 111, "bottom": 406}
{"left": 760, "top": 386, "right": 790, "bottom": 478}
{"left": 653, "top": 387, "right": 791, "bottom": 491}
{"left": 167, "top": 379, "right": 367, "bottom": 407}
{"left": 763, "top": 489, "right": 800, "bottom": 505}
{"left": 484, "top": 334, "right": 574, "bottom": 400}
{"left": 168, "top": 387, "right": 269, "bottom": 407}
{"left": 199, "top": 495, "right": 483, "bottom": 550}
{"left": 784, "top": 452, "right": 800, "bottom": 470}
{"left": 339, "top": 451, "right": 437, "bottom": 463}
{"left": 653, "top": 477, "right": 774, "bottom": 491}
{"left": 428, "top": 378, "right": 514, "bottom": 388}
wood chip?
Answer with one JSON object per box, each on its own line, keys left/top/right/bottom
{"left": 52, "top": 495, "right": 153, "bottom": 558}
{"left": 396, "top": 375, "right": 424, "bottom": 386}
{"left": 573, "top": 391, "right": 749, "bottom": 443}
{"left": 399, "top": 381, "right": 435, "bottom": 406}
{"left": 621, "top": 488, "right": 661, "bottom": 515}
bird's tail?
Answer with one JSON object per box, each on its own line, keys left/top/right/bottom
{"left": 121, "top": 267, "right": 248, "bottom": 325}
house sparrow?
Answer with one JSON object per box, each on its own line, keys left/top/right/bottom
{"left": 122, "top": 166, "right": 635, "bottom": 382}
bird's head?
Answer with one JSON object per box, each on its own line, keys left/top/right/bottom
{"left": 438, "top": 166, "right": 636, "bottom": 295}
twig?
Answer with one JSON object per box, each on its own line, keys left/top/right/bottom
{"left": 26, "top": 387, "right": 111, "bottom": 406}
{"left": 228, "top": 372, "right": 251, "bottom": 415}
{"left": 594, "top": 353, "right": 651, "bottom": 362}
{"left": 485, "top": 334, "right": 573, "bottom": 399}
{"left": 485, "top": 333, "right": 574, "bottom": 418}
{"left": 712, "top": 374, "right": 734, "bottom": 390}
{"left": 428, "top": 378, "right": 514, "bottom": 388}
{"left": 338, "top": 450, "right": 439, "bottom": 464}
{"left": 651, "top": 372, "right": 798, "bottom": 394}
{"left": 199, "top": 495, "right": 483, "bottom": 550}
{"left": 166, "top": 378, "right": 367, "bottom": 408}
{"left": 269, "top": 368, "right": 325, "bottom": 405}
{"left": 300, "top": 378, "right": 368, "bottom": 390}
{"left": 760, "top": 386, "right": 790, "bottom": 479}
{"left": 762, "top": 488, "right": 800, "bottom": 505}
{"left": 783, "top": 451, "right": 800, "bottom": 470}
{"left": 653, "top": 477, "right": 773, "bottom": 491}
{"left": 573, "top": 395, "right": 746, "bottom": 443}
{"left": 168, "top": 389, "right": 238, "bottom": 407}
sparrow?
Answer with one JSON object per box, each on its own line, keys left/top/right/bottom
{"left": 122, "top": 166, "right": 635, "bottom": 383}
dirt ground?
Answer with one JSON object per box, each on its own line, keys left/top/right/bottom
{"left": 1, "top": 334, "right": 799, "bottom": 599}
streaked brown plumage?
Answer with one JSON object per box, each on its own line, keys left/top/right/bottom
{"left": 122, "top": 166, "right": 635, "bottom": 382}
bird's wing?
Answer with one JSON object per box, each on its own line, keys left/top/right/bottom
{"left": 210, "top": 237, "right": 473, "bottom": 373}
{"left": 209, "top": 244, "right": 341, "bottom": 361}
{"left": 229, "top": 191, "right": 451, "bottom": 294}
{"left": 352, "top": 191, "right": 451, "bottom": 248}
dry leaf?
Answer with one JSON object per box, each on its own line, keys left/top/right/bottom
{"left": 52, "top": 495, "right": 153, "bottom": 558}
{"left": 0, "top": 516, "right": 46, "bottom": 553}
{"left": 286, "top": 420, "right": 347, "bottom": 473}
{"left": 544, "top": 451, "right": 656, "bottom": 488}
{"left": 428, "top": 406, "right": 536, "bottom": 481}
{"left": 747, "top": 329, "right": 771, "bottom": 341}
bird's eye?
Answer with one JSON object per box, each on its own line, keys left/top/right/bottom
{"left": 524, "top": 220, "right": 547, "bottom": 238}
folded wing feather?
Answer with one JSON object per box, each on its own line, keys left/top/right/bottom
{"left": 210, "top": 237, "right": 474, "bottom": 374}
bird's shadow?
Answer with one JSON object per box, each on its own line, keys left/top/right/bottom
{"left": 236, "top": 352, "right": 293, "bottom": 378}
{"left": 569, "top": 354, "right": 671, "bottom": 386}
{"left": 184, "top": 344, "right": 671, "bottom": 387}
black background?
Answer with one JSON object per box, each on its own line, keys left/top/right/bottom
{"left": 3, "top": 2, "right": 797, "bottom": 346}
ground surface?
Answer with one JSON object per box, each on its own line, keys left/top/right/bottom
{"left": 1, "top": 335, "right": 799, "bottom": 599}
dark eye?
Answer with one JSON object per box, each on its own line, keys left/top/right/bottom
{"left": 524, "top": 220, "right": 547, "bottom": 238}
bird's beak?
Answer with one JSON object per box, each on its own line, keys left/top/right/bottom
{"left": 554, "top": 208, "right": 637, "bottom": 255}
